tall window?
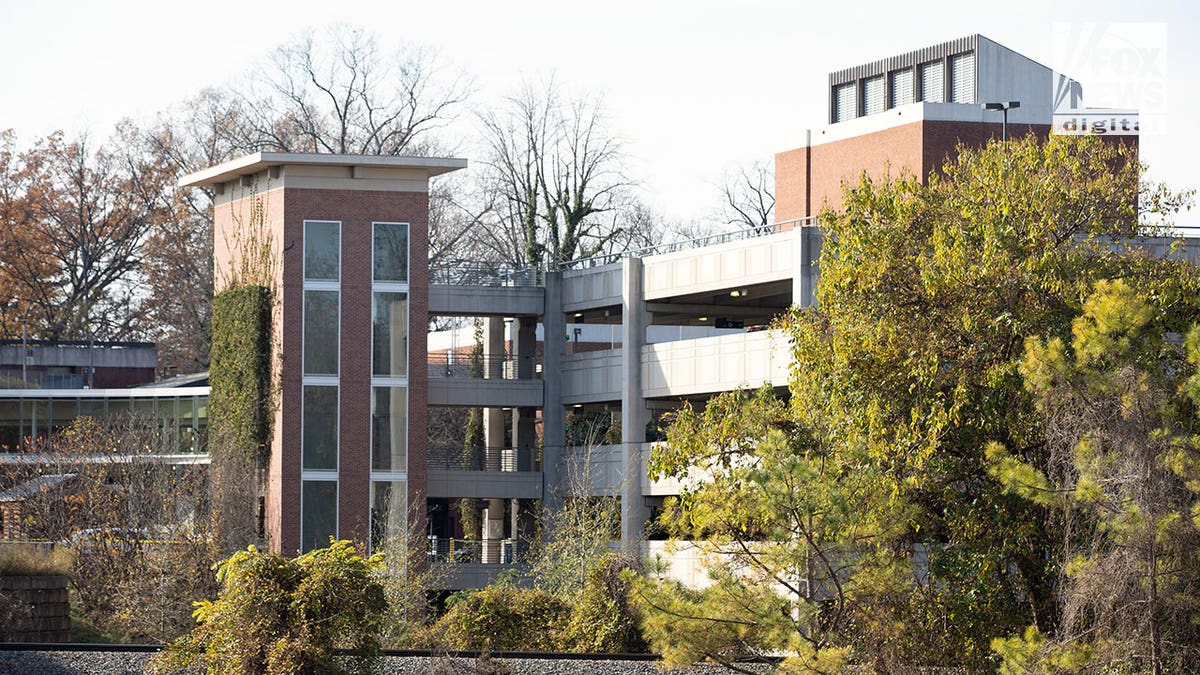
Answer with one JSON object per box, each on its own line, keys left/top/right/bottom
{"left": 370, "top": 222, "right": 410, "bottom": 553}
{"left": 301, "top": 220, "right": 341, "bottom": 552}
{"left": 920, "top": 61, "right": 944, "bottom": 103}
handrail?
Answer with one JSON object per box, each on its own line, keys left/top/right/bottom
{"left": 430, "top": 261, "right": 543, "bottom": 287}
{"left": 427, "top": 536, "right": 526, "bottom": 564}
{"left": 426, "top": 354, "right": 543, "bottom": 380}
{"left": 427, "top": 445, "right": 541, "bottom": 472}
{"left": 562, "top": 216, "right": 819, "bottom": 270}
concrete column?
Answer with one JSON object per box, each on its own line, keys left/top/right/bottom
{"left": 513, "top": 407, "right": 536, "bottom": 472}
{"left": 482, "top": 499, "right": 505, "bottom": 563}
{"left": 620, "top": 256, "right": 650, "bottom": 553}
{"left": 482, "top": 317, "right": 506, "bottom": 563}
{"left": 541, "top": 271, "right": 566, "bottom": 518}
{"left": 512, "top": 315, "right": 538, "bottom": 472}
{"left": 514, "top": 316, "right": 536, "bottom": 380}
{"left": 484, "top": 317, "right": 505, "bottom": 464}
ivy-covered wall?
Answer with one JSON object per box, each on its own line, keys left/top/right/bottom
{"left": 209, "top": 284, "right": 272, "bottom": 463}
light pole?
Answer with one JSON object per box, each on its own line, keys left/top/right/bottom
{"left": 982, "top": 100, "right": 1021, "bottom": 141}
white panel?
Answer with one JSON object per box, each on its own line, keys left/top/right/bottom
{"left": 833, "top": 82, "right": 856, "bottom": 122}
{"left": 950, "top": 51, "right": 976, "bottom": 103}
{"left": 920, "top": 61, "right": 944, "bottom": 103}
{"left": 863, "top": 76, "right": 885, "bottom": 116}
{"left": 890, "top": 68, "right": 913, "bottom": 108}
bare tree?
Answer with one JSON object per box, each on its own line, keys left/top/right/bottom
{"left": 0, "top": 415, "right": 217, "bottom": 642}
{"left": 231, "top": 25, "right": 470, "bottom": 157}
{"left": 720, "top": 161, "right": 775, "bottom": 234}
{"left": 476, "top": 82, "right": 637, "bottom": 270}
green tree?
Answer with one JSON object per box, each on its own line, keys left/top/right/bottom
{"left": 638, "top": 135, "right": 1200, "bottom": 671}
{"left": 990, "top": 279, "right": 1200, "bottom": 674}
{"left": 153, "top": 540, "right": 387, "bottom": 675}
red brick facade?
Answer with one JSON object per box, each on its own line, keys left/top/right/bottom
{"left": 215, "top": 184, "right": 430, "bottom": 554}
{"left": 775, "top": 120, "right": 1052, "bottom": 221}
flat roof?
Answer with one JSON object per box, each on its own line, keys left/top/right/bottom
{"left": 179, "top": 152, "right": 468, "bottom": 188}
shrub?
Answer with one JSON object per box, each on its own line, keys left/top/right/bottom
{"left": 560, "top": 553, "right": 648, "bottom": 654}
{"left": 426, "top": 584, "right": 570, "bottom": 652}
{"left": 153, "top": 540, "right": 386, "bottom": 675}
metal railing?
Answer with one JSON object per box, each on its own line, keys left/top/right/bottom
{"left": 428, "top": 536, "right": 526, "bottom": 564}
{"left": 428, "top": 445, "right": 541, "bottom": 472}
{"left": 426, "top": 354, "right": 542, "bottom": 380}
{"left": 430, "top": 261, "right": 544, "bottom": 287}
{"left": 562, "top": 216, "right": 820, "bottom": 270}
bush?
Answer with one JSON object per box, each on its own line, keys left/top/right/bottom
{"left": 560, "top": 553, "right": 647, "bottom": 654}
{"left": 153, "top": 540, "right": 386, "bottom": 675}
{"left": 426, "top": 584, "right": 570, "bottom": 652}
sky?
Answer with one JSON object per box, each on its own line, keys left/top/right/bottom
{"left": 2, "top": 0, "right": 1198, "bottom": 228}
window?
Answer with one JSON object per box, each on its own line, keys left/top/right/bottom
{"left": 863, "top": 76, "right": 885, "bottom": 116}
{"left": 890, "top": 68, "right": 913, "bottom": 108}
{"left": 373, "top": 222, "right": 409, "bottom": 283}
{"left": 303, "top": 291, "right": 339, "bottom": 375}
{"left": 950, "top": 51, "right": 976, "bottom": 103}
{"left": 301, "top": 480, "right": 338, "bottom": 553}
{"left": 920, "top": 61, "right": 944, "bottom": 103}
{"left": 833, "top": 82, "right": 856, "bottom": 122}
{"left": 302, "top": 385, "right": 338, "bottom": 470}
{"left": 372, "top": 292, "right": 408, "bottom": 378}
{"left": 370, "top": 480, "right": 406, "bottom": 555}
{"left": 371, "top": 387, "right": 407, "bottom": 472}
{"left": 304, "top": 221, "right": 340, "bottom": 281}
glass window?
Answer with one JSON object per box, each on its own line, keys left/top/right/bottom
{"left": 303, "top": 386, "right": 338, "bottom": 470}
{"left": 0, "top": 400, "right": 21, "bottom": 451}
{"left": 301, "top": 480, "right": 338, "bottom": 553}
{"left": 373, "top": 223, "right": 409, "bottom": 283}
{"left": 372, "top": 292, "right": 408, "bottom": 378}
{"left": 304, "top": 221, "right": 340, "bottom": 281}
{"left": 863, "top": 76, "right": 885, "bottom": 116}
{"left": 890, "top": 68, "right": 913, "bottom": 108}
{"left": 304, "top": 290, "right": 339, "bottom": 375}
{"left": 370, "top": 480, "right": 407, "bottom": 555}
{"left": 833, "top": 82, "right": 856, "bottom": 122}
{"left": 371, "top": 387, "right": 407, "bottom": 472}
{"left": 920, "top": 61, "right": 944, "bottom": 103}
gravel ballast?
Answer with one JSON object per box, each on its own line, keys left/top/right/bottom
{"left": 0, "top": 650, "right": 766, "bottom": 674}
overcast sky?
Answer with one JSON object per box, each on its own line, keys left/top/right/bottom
{"left": 2, "top": 0, "right": 1197, "bottom": 227}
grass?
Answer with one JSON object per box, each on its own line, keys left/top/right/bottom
{"left": 0, "top": 543, "right": 74, "bottom": 576}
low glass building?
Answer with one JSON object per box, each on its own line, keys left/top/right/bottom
{"left": 0, "top": 386, "right": 209, "bottom": 456}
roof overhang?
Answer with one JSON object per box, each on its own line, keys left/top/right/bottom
{"left": 179, "top": 152, "right": 468, "bottom": 189}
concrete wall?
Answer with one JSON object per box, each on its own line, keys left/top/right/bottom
{"left": 642, "top": 232, "right": 796, "bottom": 301}
{"left": 562, "top": 262, "right": 623, "bottom": 313}
{"left": 561, "top": 349, "right": 622, "bottom": 405}
{"left": 642, "top": 331, "right": 789, "bottom": 399}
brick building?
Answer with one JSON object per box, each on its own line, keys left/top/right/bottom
{"left": 179, "top": 35, "right": 1176, "bottom": 589}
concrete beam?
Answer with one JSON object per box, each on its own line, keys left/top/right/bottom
{"left": 425, "top": 470, "right": 544, "bottom": 500}
{"left": 428, "top": 285, "right": 544, "bottom": 317}
{"left": 426, "top": 379, "right": 543, "bottom": 408}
